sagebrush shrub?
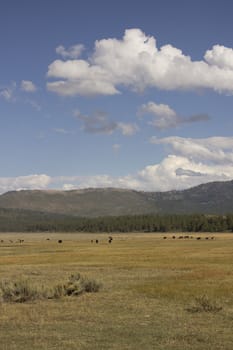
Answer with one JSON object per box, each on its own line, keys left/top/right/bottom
{"left": 82, "top": 278, "right": 101, "bottom": 293}
{"left": 0, "top": 279, "right": 45, "bottom": 303}
{"left": 186, "top": 295, "right": 222, "bottom": 313}
{"left": 0, "top": 273, "right": 101, "bottom": 303}
{"left": 60, "top": 273, "right": 101, "bottom": 296}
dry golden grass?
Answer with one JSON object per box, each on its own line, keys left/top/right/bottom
{"left": 0, "top": 232, "right": 233, "bottom": 349}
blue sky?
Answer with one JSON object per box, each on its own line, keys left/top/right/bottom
{"left": 0, "top": 0, "right": 233, "bottom": 193}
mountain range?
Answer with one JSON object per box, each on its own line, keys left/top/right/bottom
{"left": 0, "top": 180, "right": 232, "bottom": 217}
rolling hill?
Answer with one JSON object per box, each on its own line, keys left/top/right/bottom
{"left": 0, "top": 180, "right": 232, "bottom": 216}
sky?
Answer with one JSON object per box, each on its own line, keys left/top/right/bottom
{"left": 0, "top": 0, "right": 233, "bottom": 193}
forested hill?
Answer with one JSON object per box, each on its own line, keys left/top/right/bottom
{"left": 0, "top": 180, "right": 232, "bottom": 216}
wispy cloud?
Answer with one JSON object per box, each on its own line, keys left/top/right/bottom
{"left": 74, "top": 110, "right": 139, "bottom": 136}
{"left": 139, "top": 101, "right": 210, "bottom": 129}
{"left": 0, "top": 81, "right": 40, "bottom": 111}
{"left": 112, "top": 143, "right": 121, "bottom": 152}
{"left": 53, "top": 128, "right": 75, "bottom": 135}
{"left": 175, "top": 168, "right": 205, "bottom": 177}
{"left": 117, "top": 122, "right": 139, "bottom": 135}
{"left": 20, "top": 80, "right": 37, "bottom": 93}
{"left": 74, "top": 110, "right": 117, "bottom": 134}
{"left": 0, "top": 82, "right": 16, "bottom": 102}
{"left": 56, "top": 44, "right": 85, "bottom": 59}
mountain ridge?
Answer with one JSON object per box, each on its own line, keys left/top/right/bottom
{"left": 0, "top": 180, "right": 232, "bottom": 216}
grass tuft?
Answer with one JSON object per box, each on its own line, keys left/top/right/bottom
{"left": 186, "top": 295, "right": 223, "bottom": 313}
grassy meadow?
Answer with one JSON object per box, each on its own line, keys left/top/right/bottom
{"left": 0, "top": 232, "right": 233, "bottom": 349}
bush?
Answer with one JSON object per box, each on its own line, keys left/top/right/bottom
{"left": 0, "top": 279, "right": 46, "bottom": 303}
{"left": 82, "top": 278, "right": 101, "bottom": 293}
{"left": 186, "top": 295, "right": 223, "bottom": 313}
{"left": 49, "top": 284, "right": 66, "bottom": 299}
{"left": 0, "top": 273, "right": 101, "bottom": 303}
{"left": 57, "top": 273, "right": 101, "bottom": 297}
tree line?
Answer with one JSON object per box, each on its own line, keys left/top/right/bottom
{"left": 0, "top": 209, "right": 232, "bottom": 232}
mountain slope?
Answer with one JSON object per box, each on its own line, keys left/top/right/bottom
{"left": 0, "top": 180, "right": 232, "bottom": 216}
{"left": 0, "top": 188, "right": 157, "bottom": 216}
{"left": 147, "top": 180, "right": 233, "bottom": 214}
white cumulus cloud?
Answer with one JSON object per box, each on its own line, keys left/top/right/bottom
{"left": 205, "top": 45, "right": 233, "bottom": 70}
{"left": 53, "top": 136, "right": 233, "bottom": 191}
{"left": 47, "top": 59, "right": 119, "bottom": 96}
{"left": 47, "top": 28, "right": 233, "bottom": 96}
{"left": 150, "top": 136, "right": 233, "bottom": 163}
{"left": 0, "top": 174, "right": 51, "bottom": 194}
{"left": 0, "top": 137, "right": 232, "bottom": 194}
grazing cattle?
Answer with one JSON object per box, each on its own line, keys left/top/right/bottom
{"left": 96, "top": 239, "right": 99, "bottom": 244}
{"left": 178, "top": 236, "right": 183, "bottom": 239}
{"left": 108, "top": 239, "right": 112, "bottom": 244}
{"left": 172, "top": 236, "right": 176, "bottom": 239}
{"left": 46, "top": 238, "right": 50, "bottom": 241}
{"left": 184, "top": 235, "right": 189, "bottom": 239}
{"left": 1, "top": 240, "right": 4, "bottom": 243}
{"left": 211, "top": 237, "right": 215, "bottom": 240}
{"left": 58, "top": 240, "right": 63, "bottom": 243}
{"left": 163, "top": 236, "right": 167, "bottom": 239}
{"left": 196, "top": 237, "right": 201, "bottom": 240}
{"left": 205, "top": 237, "right": 209, "bottom": 240}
